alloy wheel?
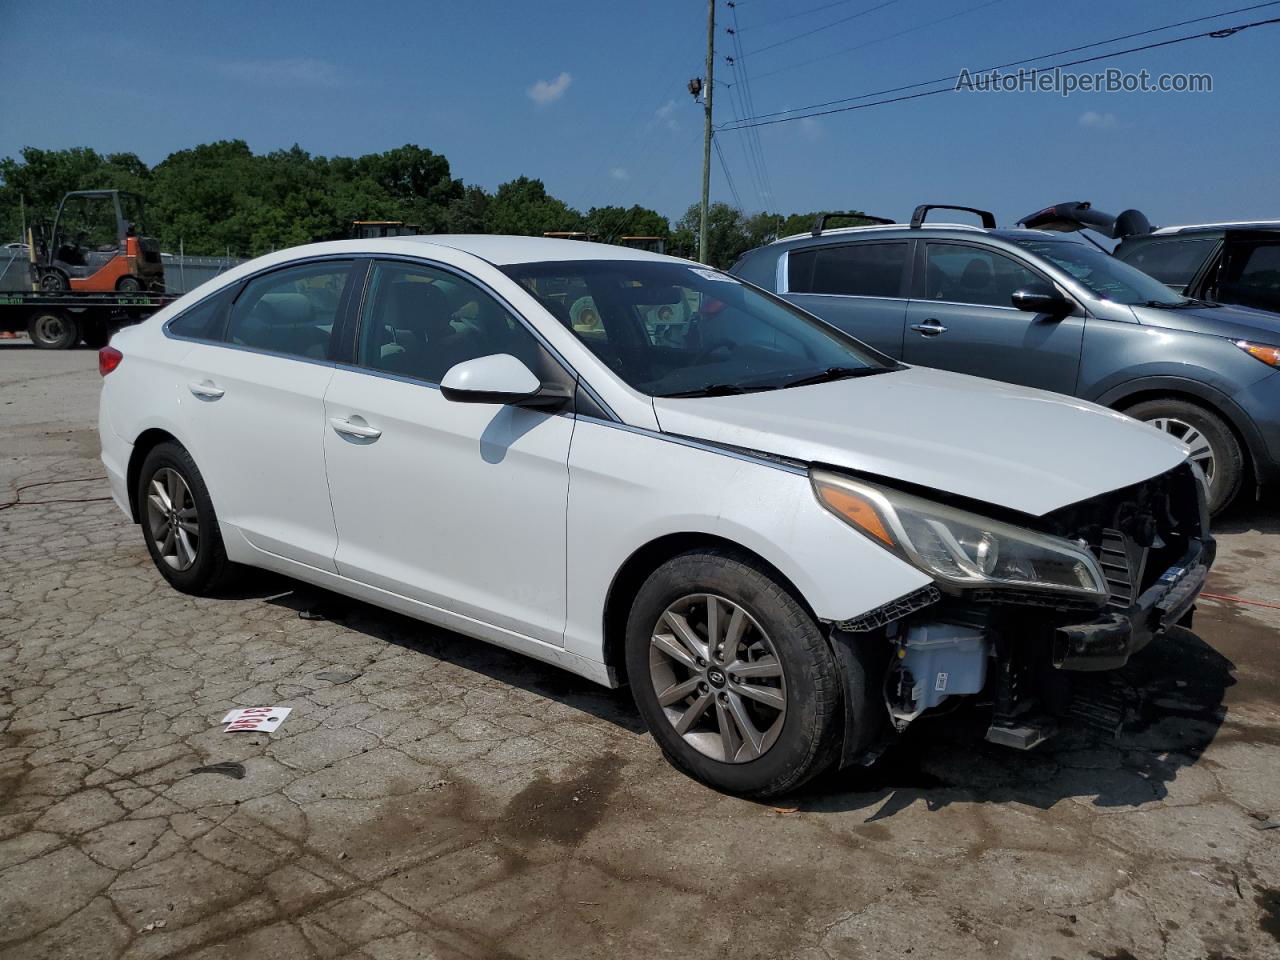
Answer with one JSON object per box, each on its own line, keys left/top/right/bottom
{"left": 648, "top": 593, "right": 787, "bottom": 763}
{"left": 1150, "top": 416, "right": 1215, "bottom": 484}
{"left": 145, "top": 467, "right": 200, "bottom": 571}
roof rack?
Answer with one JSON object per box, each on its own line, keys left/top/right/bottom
{"left": 811, "top": 211, "right": 895, "bottom": 236}
{"left": 910, "top": 205, "right": 996, "bottom": 230}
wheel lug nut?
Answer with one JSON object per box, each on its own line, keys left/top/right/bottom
{"left": 718, "top": 692, "right": 729, "bottom": 703}
{"left": 696, "top": 657, "right": 706, "bottom": 667}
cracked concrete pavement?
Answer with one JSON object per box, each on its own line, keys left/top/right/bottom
{"left": 2, "top": 340, "right": 1280, "bottom": 959}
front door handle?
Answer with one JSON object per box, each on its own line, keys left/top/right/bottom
{"left": 910, "top": 319, "right": 948, "bottom": 337}
{"left": 329, "top": 417, "right": 382, "bottom": 441}
{"left": 188, "top": 380, "right": 225, "bottom": 400}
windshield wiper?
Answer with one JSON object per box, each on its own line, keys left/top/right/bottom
{"left": 777, "top": 366, "right": 891, "bottom": 389}
{"left": 662, "top": 383, "right": 760, "bottom": 398}
{"left": 1141, "top": 299, "right": 1211, "bottom": 309}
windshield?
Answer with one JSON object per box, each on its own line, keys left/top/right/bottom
{"left": 1012, "top": 238, "right": 1192, "bottom": 306}
{"left": 502, "top": 260, "right": 896, "bottom": 397}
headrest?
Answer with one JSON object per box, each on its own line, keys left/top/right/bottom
{"left": 254, "top": 292, "right": 313, "bottom": 328}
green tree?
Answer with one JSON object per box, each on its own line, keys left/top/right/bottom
{"left": 670, "top": 202, "right": 755, "bottom": 268}
{"left": 485, "top": 177, "right": 583, "bottom": 236}
{"left": 583, "top": 204, "right": 669, "bottom": 243}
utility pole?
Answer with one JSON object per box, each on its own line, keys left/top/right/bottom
{"left": 699, "top": 0, "right": 715, "bottom": 265}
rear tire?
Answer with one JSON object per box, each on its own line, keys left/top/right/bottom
{"left": 1125, "top": 398, "right": 1243, "bottom": 515}
{"left": 137, "top": 442, "right": 238, "bottom": 595}
{"left": 625, "top": 548, "right": 845, "bottom": 798}
{"left": 27, "top": 310, "right": 78, "bottom": 350}
{"left": 116, "top": 275, "right": 142, "bottom": 292}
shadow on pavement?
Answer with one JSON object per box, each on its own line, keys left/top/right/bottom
{"left": 248, "top": 575, "right": 1233, "bottom": 809}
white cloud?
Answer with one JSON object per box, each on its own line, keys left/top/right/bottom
{"left": 655, "top": 99, "right": 679, "bottom": 130}
{"left": 800, "top": 116, "right": 824, "bottom": 141}
{"left": 1078, "top": 110, "right": 1120, "bottom": 130}
{"left": 216, "top": 58, "right": 342, "bottom": 88}
{"left": 528, "top": 72, "right": 572, "bottom": 106}
{"left": 609, "top": 167, "right": 630, "bottom": 181}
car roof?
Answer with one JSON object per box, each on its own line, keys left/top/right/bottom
{"left": 763, "top": 223, "right": 1066, "bottom": 248}
{"left": 391, "top": 234, "right": 685, "bottom": 266}
{"left": 1148, "top": 221, "right": 1280, "bottom": 236}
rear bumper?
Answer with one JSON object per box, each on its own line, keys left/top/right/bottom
{"left": 98, "top": 399, "right": 133, "bottom": 519}
{"left": 1052, "top": 536, "right": 1215, "bottom": 671}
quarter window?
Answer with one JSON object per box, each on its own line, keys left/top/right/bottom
{"left": 788, "top": 242, "right": 907, "bottom": 297}
{"left": 356, "top": 261, "right": 543, "bottom": 383}
{"left": 226, "top": 262, "right": 352, "bottom": 360}
{"left": 1218, "top": 241, "right": 1280, "bottom": 312}
{"left": 167, "top": 284, "right": 236, "bottom": 341}
{"left": 924, "top": 245, "right": 1043, "bottom": 308}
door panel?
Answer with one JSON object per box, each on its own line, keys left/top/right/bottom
{"left": 179, "top": 345, "right": 338, "bottom": 569}
{"left": 903, "top": 242, "right": 1084, "bottom": 395}
{"left": 321, "top": 259, "right": 574, "bottom": 644}
{"left": 177, "top": 260, "right": 355, "bottom": 570}
{"left": 782, "top": 294, "right": 908, "bottom": 357}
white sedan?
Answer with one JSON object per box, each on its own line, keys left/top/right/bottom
{"left": 98, "top": 236, "right": 1213, "bottom": 796}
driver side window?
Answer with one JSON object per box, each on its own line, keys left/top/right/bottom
{"left": 925, "top": 245, "right": 1042, "bottom": 308}
{"left": 356, "top": 261, "right": 542, "bottom": 384}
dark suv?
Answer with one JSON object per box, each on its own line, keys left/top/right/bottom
{"left": 730, "top": 205, "right": 1280, "bottom": 514}
{"left": 1114, "top": 222, "right": 1280, "bottom": 315}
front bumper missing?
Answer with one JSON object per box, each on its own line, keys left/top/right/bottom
{"left": 1052, "top": 538, "right": 1213, "bottom": 672}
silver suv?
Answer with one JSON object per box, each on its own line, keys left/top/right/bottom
{"left": 731, "top": 205, "right": 1280, "bottom": 514}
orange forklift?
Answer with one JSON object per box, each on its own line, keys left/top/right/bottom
{"left": 30, "top": 190, "right": 165, "bottom": 293}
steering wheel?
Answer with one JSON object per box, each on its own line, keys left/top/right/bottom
{"left": 692, "top": 338, "right": 735, "bottom": 365}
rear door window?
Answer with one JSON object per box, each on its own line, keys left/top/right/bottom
{"left": 1116, "top": 238, "right": 1214, "bottom": 290}
{"left": 226, "top": 261, "right": 353, "bottom": 360}
{"left": 167, "top": 284, "right": 238, "bottom": 341}
{"left": 788, "top": 242, "right": 908, "bottom": 297}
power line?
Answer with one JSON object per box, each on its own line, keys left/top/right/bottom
{"left": 719, "top": 11, "right": 1280, "bottom": 131}
{"left": 744, "top": 0, "right": 900, "bottom": 56}
{"left": 741, "top": 0, "right": 886, "bottom": 31}
{"left": 741, "top": 0, "right": 1280, "bottom": 121}
{"left": 752, "top": 0, "right": 1006, "bottom": 82}
{"left": 727, "top": 1, "right": 777, "bottom": 207}
{"left": 712, "top": 134, "right": 746, "bottom": 211}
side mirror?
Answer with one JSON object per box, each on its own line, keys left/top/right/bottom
{"left": 440, "top": 353, "right": 567, "bottom": 408}
{"left": 1011, "top": 284, "right": 1071, "bottom": 315}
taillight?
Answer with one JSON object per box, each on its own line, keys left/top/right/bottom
{"left": 99, "top": 346, "right": 123, "bottom": 376}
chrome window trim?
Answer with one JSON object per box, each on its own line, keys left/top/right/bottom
{"left": 162, "top": 253, "right": 358, "bottom": 353}
{"left": 163, "top": 250, "right": 623, "bottom": 423}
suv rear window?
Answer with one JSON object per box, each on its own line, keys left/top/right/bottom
{"left": 788, "top": 242, "right": 907, "bottom": 297}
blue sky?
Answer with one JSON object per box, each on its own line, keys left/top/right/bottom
{"left": 2, "top": 0, "right": 1277, "bottom": 226}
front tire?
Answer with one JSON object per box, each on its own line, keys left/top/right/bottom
{"left": 137, "top": 442, "right": 237, "bottom": 595}
{"left": 1125, "top": 398, "right": 1243, "bottom": 515}
{"left": 625, "top": 549, "right": 845, "bottom": 798}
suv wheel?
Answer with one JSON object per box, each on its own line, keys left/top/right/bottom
{"left": 1125, "top": 398, "right": 1243, "bottom": 514}
{"left": 625, "top": 549, "right": 848, "bottom": 797}
{"left": 137, "top": 442, "right": 238, "bottom": 594}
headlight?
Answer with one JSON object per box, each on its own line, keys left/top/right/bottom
{"left": 1236, "top": 340, "right": 1280, "bottom": 368}
{"left": 811, "top": 469, "right": 1107, "bottom": 600}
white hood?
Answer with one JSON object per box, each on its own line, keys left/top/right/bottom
{"left": 652, "top": 366, "right": 1189, "bottom": 517}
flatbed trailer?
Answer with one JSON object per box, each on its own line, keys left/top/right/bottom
{"left": 0, "top": 290, "right": 180, "bottom": 350}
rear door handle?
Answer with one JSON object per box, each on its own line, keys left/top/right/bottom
{"left": 188, "top": 380, "right": 225, "bottom": 400}
{"left": 329, "top": 417, "right": 382, "bottom": 441}
{"left": 910, "top": 319, "right": 948, "bottom": 336}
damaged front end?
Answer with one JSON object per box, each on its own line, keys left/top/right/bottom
{"left": 815, "top": 461, "right": 1213, "bottom": 761}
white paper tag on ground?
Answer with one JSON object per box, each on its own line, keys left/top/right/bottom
{"left": 222, "top": 707, "right": 291, "bottom": 733}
